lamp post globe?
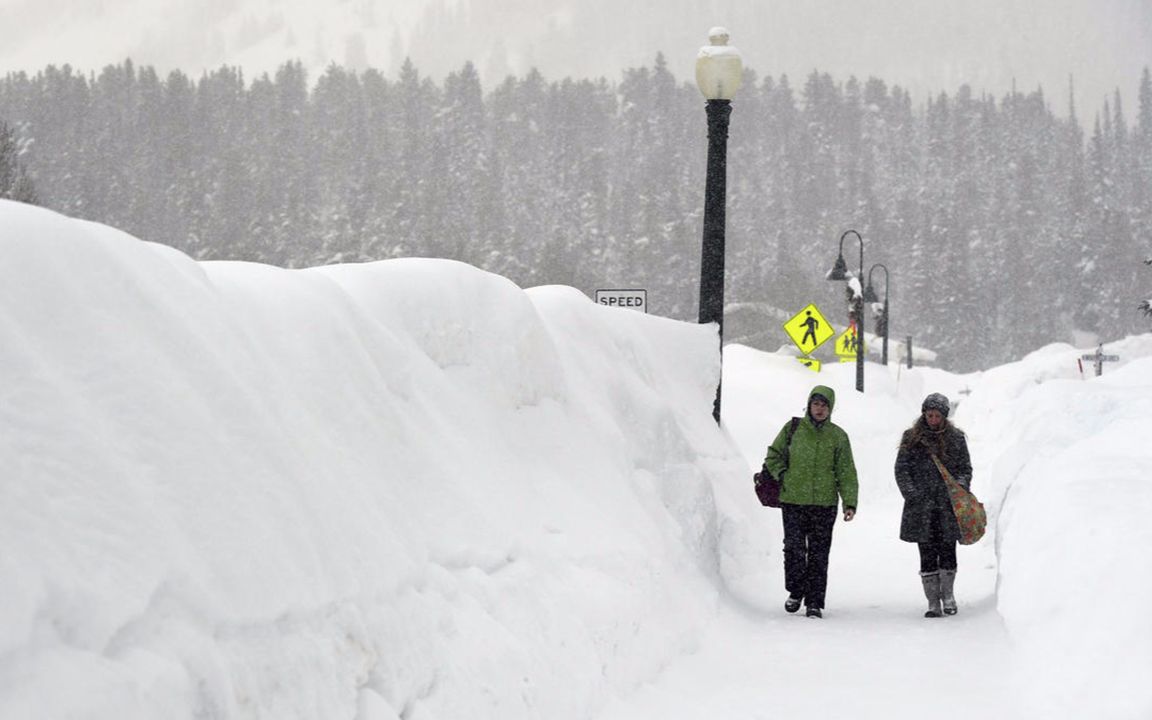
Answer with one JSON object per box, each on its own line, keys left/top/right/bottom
{"left": 695, "top": 27, "right": 743, "bottom": 100}
{"left": 695, "top": 27, "right": 742, "bottom": 423}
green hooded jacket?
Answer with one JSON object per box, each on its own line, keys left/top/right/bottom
{"left": 762, "top": 385, "right": 859, "bottom": 509}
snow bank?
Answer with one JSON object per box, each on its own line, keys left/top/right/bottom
{"left": 6, "top": 198, "right": 1150, "bottom": 719}
{"left": 727, "top": 337, "right": 1152, "bottom": 718}
{"left": 966, "top": 338, "right": 1152, "bottom": 718}
{"left": 0, "top": 201, "right": 759, "bottom": 719}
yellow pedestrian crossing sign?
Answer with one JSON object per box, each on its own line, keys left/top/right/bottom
{"left": 784, "top": 304, "right": 834, "bottom": 353}
{"left": 797, "top": 357, "right": 822, "bottom": 372}
{"left": 835, "top": 325, "right": 864, "bottom": 359}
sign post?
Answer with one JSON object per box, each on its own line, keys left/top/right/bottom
{"left": 1080, "top": 344, "right": 1120, "bottom": 377}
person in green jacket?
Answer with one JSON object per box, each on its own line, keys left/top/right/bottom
{"left": 762, "top": 385, "right": 858, "bottom": 618}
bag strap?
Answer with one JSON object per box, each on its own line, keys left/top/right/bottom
{"left": 930, "top": 453, "right": 946, "bottom": 475}
{"left": 785, "top": 416, "right": 801, "bottom": 447}
{"left": 767, "top": 417, "right": 802, "bottom": 473}
{"left": 930, "top": 453, "right": 958, "bottom": 490}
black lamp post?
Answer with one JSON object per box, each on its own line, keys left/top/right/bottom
{"left": 826, "top": 229, "right": 865, "bottom": 393}
{"left": 695, "top": 27, "right": 742, "bottom": 423}
{"left": 864, "top": 263, "right": 890, "bottom": 366}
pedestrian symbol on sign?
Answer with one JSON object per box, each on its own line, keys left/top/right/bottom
{"left": 783, "top": 304, "right": 834, "bottom": 354}
{"left": 841, "top": 330, "right": 859, "bottom": 353}
{"left": 835, "top": 325, "right": 864, "bottom": 360}
{"left": 801, "top": 311, "right": 820, "bottom": 347}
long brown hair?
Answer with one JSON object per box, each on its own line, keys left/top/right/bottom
{"left": 900, "top": 416, "right": 954, "bottom": 460}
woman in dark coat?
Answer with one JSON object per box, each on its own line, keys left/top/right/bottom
{"left": 894, "top": 393, "right": 972, "bottom": 618}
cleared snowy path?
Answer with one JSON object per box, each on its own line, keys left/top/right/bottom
{"left": 597, "top": 495, "right": 1015, "bottom": 719}
{"left": 597, "top": 351, "right": 1019, "bottom": 719}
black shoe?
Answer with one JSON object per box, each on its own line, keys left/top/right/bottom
{"left": 924, "top": 608, "right": 943, "bottom": 618}
{"left": 785, "top": 596, "right": 802, "bottom": 613}
{"left": 806, "top": 606, "right": 822, "bottom": 619}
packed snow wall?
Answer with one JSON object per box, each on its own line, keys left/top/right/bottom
{"left": 0, "top": 201, "right": 769, "bottom": 719}
{"left": 967, "top": 341, "right": 1152, "bottom": 719}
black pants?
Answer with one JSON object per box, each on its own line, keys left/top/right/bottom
{"left": 781, "top": 504, "right": 838, "bottom": 609}
{"left": 917, "top": 508, "right": 957, "bottom": 572}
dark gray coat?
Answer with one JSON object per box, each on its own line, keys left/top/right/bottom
{"left": 894, "top": 420, "right": 972, "bottom": 543}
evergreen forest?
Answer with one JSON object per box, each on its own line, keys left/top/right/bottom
{"left": 2, "top": 57, "right": 1151, "bottom": 371}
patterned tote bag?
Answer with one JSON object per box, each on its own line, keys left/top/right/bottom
{"left": 931, "top": 455, "right": 987, "bottom": 545}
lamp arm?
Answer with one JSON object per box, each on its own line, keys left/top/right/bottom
{"left": 868, "top": 263, "right": 890, "bottom": 294}
{"left": 840, "top": 230, "right": 864, "bottom": 277}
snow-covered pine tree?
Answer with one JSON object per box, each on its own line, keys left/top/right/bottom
{"left": 937, "top": 85, "right": 989, "bottom": 371}
{"left": 349, "top": 68, "right": 397, "bottom": 262}
{"left": 1141, "top": 258, "right": 1152, "bottom": 318}
{"left": 487, "top": 69, "right": 548, "bottom": 285}
{"left": 1049, "top": 78, "right": 1090, "bottom": 340}
{"left": 437, "top": 61, "right": 491, "bottom": 267}
{"left": 388, "top": 58, "right": 439, "bottom": 261}
{"left": 309, "top": 64, "right": 366, "bottom": 264}
{"left": 1134, "top": 70, "right": 1152, "bottom": 321}
{"left": 0, "top": 120, "right": 38, "bottom": 204}
{"left": 765, "top": 74, "right": 814, "bottom": 307}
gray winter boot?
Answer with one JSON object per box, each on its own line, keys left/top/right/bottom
{"left": 939, "top": 569, "right": 958, "bottom": 615}
{"left": 920, "top": 571, "right": 943, "bottom": 618}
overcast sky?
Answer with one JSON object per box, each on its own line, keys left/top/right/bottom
{"left": 1, "top": 0, "right": 1149, "bottom": 112}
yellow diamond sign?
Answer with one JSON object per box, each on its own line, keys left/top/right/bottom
{"left": 835, "top": 325, "right": 864, "bottom": 359}
{"left": 797, "top": 356, "right": 822, "bottom": 372}
{"left": 784, "top": 304, "right": 835, "bottom": 354}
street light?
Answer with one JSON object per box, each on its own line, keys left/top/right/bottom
{"left": 826, "top": 229, "right": 865, "bottom": 392}
{"left": 695, "top": 27, "right": 742, "bottom": 423}
{"left": 864, "top": 263, "right": 890, "bottom": 366}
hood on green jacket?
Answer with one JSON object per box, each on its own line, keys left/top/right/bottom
{"left": 762, "top": 383, "right": 858, "bottom": 509}
{"left": 808, "top": 385, "right": 836, "bottom": 414}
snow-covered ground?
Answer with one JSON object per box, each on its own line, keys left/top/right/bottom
{"left": 604, "top": 340, "right": 1152, "bottom": 719}
{"left": 1, "top": 199, "right": 1149, "bottom": 719}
